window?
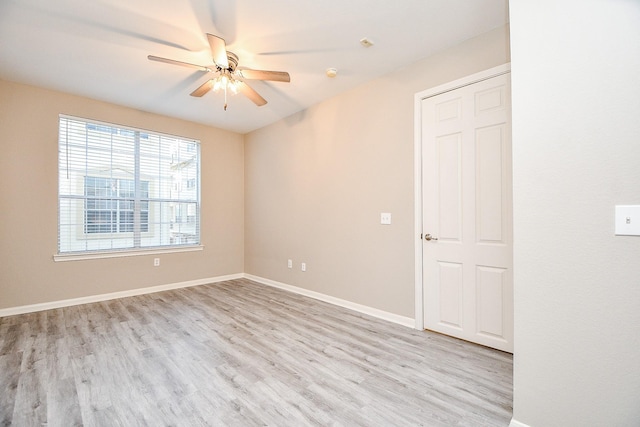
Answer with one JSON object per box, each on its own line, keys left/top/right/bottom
{"left": 58, "top": 116, "right": 200, "bottom": 256}
{"left": 84, "top": 177, "right": 149, "bottom": 234}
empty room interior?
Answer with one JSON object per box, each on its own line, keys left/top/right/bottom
{"left": 1, "top": 1, "right": 639, "bottom": 426}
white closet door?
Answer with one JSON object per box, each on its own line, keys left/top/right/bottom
{"left": 422, "top": 73, "right": 513, "bottom": 353}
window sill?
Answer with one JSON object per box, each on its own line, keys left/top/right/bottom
{"left": 53, "top": 245, "right": 204, "bottom": 262}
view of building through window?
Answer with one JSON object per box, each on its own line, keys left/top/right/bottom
{"left": 84, "top": 176, "right": 150, "bottom": 234}
{"left": 58, "top": 116, "right": 200, "bottom": 254}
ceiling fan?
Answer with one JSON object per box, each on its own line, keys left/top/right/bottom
{"left": 148, "top": 34, "right": 290, "bottom": 110}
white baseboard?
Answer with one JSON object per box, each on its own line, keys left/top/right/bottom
{"left": 0, "top": 273, "right": 416, "bottom": 331}
{"left": 0, "top": 273, "right": 244, "bottom": 317}
{"left": 509, "top": 419, "right": 530, "bottom": 427}
{"left": 244, "top": 274, "right": 415, "bottom": 328}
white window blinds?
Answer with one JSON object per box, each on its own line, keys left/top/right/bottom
{"left": 58, "top": 116, "right": 200, "bottom": 255}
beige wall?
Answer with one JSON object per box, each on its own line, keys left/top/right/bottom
{"left": 0, "top": 25, "right": 510, "bottom": 317}
{"left": 510, "top": 1, "right": 640, "bottom": 426}
{"left": 244, "top": 25, "right": 511, "bottom": 318}
{"left": 0, "top": 80, "right": 244, "bottom": 310}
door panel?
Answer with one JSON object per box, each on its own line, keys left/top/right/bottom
{"left": 437, "top": 134, "right": 462, "bottom": 241}
{"left": 437, "top": 97, "right": 463, "bottom": 122}
{"left": 476, "top": 126, "right": 506, "bottom": 243}
{"left": 422, "top": 73, "right": 513, "bottom": 353}
{"left": 438, "top": 262, "right": 463, "bottom": 328}
{"left": 476, "top": 265, "right": 507, "bottom": 338}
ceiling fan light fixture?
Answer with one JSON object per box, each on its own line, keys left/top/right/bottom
{"left": 212, "top": 73, "right": 237, "bottom": 91}
{"left": 228, "top": 80, "right": 240, "bottom": 95}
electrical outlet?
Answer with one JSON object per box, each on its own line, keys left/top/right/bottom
{"left": 381, "top": 212, "right": 392, "bottom": 225}
{"left": 301, "top": 262, "right": 306, "bottom": 272}
{"left": 153, "top": 258, "right": 160, "bottom": 267}
{"left": 288, "top": 259, "right": 293, "bottom": 269}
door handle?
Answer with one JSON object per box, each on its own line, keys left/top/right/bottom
{"left": 424, "top": 234, "right": 438, "bottom": 241}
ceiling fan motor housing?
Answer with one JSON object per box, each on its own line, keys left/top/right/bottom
{"left": 223, "top": 52, "right": 239, "bottom": 72}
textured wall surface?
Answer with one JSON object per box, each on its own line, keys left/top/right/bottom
{"left": 510, "top": 1, "right": 640, "bottom": 425}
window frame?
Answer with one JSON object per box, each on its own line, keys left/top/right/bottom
{"left": 55, "top": 115, "right": 203, "bottom": 261}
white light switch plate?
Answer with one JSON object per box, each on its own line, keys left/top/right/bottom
{"left": 615, "top": 205, "right": 640, "bottom": 236}
{"left": 381, "top": 212, "right": 392, "bottom": 225}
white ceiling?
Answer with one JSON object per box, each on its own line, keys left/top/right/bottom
{"left": 0, "top": 0, "right": 509, "bottom": 134}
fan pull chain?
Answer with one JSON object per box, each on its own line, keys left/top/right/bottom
{"left": 224, "top": 84, "right": 228, "bottom": 111}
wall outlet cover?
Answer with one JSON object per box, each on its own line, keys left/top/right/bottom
{"left": 381, "top": 212, "right": 392, "bottom": 225}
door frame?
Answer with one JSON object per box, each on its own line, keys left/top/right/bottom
{"left": 413, "top": 63, "right": 511, "bottom": 330}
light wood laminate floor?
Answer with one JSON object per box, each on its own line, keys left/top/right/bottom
{"left": 0, "top": 279, "right": 513, "bottom": 426}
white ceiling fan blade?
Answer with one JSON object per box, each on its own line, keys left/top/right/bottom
{"left": 237, "top": 81, "right": 267, "bottom": 106}
{"left": 207, "top": 34, "right": 229, "bottom": 69}
{"left": 190, "top": 79, "right": 215, "bottom": 97}
{"left": 240, "top": 69, "right": 290, "bottom": 82}
{"left": 148, "top": 55, "right": 210, "bottom": 72}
